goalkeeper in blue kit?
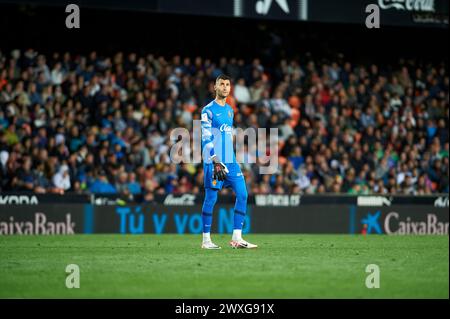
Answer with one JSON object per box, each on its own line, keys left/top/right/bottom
{"left": 200, "top": 74, "right": 257, "bottom": 249}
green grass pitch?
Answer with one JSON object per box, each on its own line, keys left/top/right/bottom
{"left": 0, "top": 234, "right": 448, "bottom": 298}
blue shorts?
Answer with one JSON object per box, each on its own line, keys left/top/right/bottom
{"left": 204, "top": 162, "right": 244, "bottom": 190}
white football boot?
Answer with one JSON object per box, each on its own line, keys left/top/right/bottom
{"left": 229, "top": 238, "right": 258, "bottom": 249}
{"left": 201, "top": 241, "right": 222, "bottom": 249}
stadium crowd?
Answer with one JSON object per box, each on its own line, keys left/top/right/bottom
{"left": 0, "top": 49, "right": 448, "bottom": 199}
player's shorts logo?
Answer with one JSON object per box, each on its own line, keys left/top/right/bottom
{"left": 212, "top": 180, "right": 217, "bottom": 186}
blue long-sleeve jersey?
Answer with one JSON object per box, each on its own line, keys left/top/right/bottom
{"left": 200, "top": 100, "right": 236, "bottom": 164}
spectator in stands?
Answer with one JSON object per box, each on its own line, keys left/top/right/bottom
{"left": 52, "top": 164, "right": 71, "bottom": 192}
{"left": 127, "top": 172, "right": 142, "bottom": 195}
{"left": 234, "top": 78, "right": 251, "bottom": 104}
{"left": 89, "top": 170, "right": 117, "bottom": 194}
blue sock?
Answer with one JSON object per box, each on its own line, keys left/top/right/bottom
{"left": 202, "top": 212, "right": 213, "bottom": 233}
{"left": 233, "top": 210, "right": 246, "bottom": 230}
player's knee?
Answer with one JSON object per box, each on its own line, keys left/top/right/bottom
{"left": 206, "top": 190, "right": 218, "bottom": 202}
{"left": 236, "top": 191, "right": 248, "bottom": 205}
{"left": 204, "top": 188, "right": 218, "bottom": 206}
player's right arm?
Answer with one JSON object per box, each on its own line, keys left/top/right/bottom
{"left": 201, "top": 107, "right": 216, "bottom": 162}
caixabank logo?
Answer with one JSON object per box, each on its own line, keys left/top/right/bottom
{"left": 356, "top": 208, "right": 449, "bottom": 235}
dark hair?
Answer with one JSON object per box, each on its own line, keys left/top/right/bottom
{"left": 215, "top": 74, "right": 231, "bottom": 83}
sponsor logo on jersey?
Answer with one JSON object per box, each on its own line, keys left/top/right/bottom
{"left": 220, "top": 124, "right": 233, "bottom": 133}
